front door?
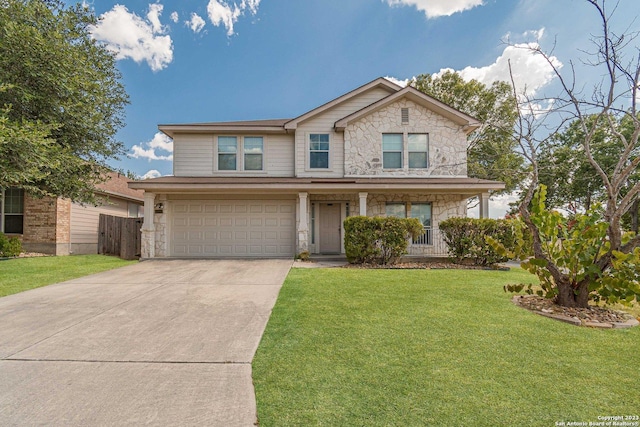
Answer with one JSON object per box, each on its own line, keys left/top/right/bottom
{"left": 319, "top": 203, "right": 341, "bottom": 254}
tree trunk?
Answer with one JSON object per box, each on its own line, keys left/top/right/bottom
{"left": 555, "top": 280, "right": 590, "bottom": 308}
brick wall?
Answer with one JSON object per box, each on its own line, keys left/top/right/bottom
{"left": 22, "top": 194, "right": 71, "bottom": 255}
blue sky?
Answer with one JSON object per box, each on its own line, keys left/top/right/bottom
{"left": 73, "top": 0, "right": 637, "bottom": 198}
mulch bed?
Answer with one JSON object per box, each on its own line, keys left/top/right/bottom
{"left": 512, "top": 294, "right": 639, "bottom": 328}
{"left": 343, "top": 261, "right": 509, "bottom": 270}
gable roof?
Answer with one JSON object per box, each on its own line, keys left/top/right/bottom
{"left": 283, "top": 77, "right": 401, "bottom": 130}
{"left": 156, "top": 77, "right": 479, "bottom": 137}
{"left": 334, "top": 85, "right": 481, "bottom": 133}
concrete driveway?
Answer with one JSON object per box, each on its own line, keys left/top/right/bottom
{"left": 0, "top": 259, "right": 292, "bottom": 426}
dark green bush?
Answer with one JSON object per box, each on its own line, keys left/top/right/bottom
{"left": 0, "top": 232, "right": 22, "bottom": 257}
{"left": 344, "top": 216, "right": 423, "bottom": 265}
{"left": 439, "top": 217, "right": 519, "bottom": 266}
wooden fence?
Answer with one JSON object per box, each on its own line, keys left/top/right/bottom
{"left": 98, "top": 214, "right": 143, "bottom": 260}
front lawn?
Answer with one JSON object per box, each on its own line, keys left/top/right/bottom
{"left": 0, "top": 255, "right": 137, "bottom": 297}
{"left": 253, "top": 268, "right": 640, "bottom": 426}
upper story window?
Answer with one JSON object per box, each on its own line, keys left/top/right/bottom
{"left": 218, "top": 136, "right": 238, "bottom": 171}
{"left": 244, "top": 137, "right": 263, "bottom": 171}
{"left": 408, "top": 134, "right": 428, "bottom": 168}
{"left": 382, "top": 134, "right": 403, "bottom": 169}
{"left": 217, "top": 136, "right": 264, "bottom": 172}
{"left": 1, "top": 187, "right": 24, "bottom": 234}
{"left": 309, "top": 134, "right": 329, "bottom": 169}
{"left": 383, "top": 133, "right": 429, "bottom": 170}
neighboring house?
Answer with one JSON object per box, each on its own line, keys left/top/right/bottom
{"left": 130, "top": 78, "right": 504, "bottom": 259}
{"left": 0, "top": 172, "right": 144, "bottom": 255}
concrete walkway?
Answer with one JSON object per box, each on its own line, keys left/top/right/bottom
{"left": 0, "top": 259, "right": 292, "bottom": 426}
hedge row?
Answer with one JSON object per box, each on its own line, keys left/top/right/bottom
{"left": 439, "top": 217, "right": 522, "bottom": 266}
{"left": 344, "top": 216, "right": 423, "bottom": 265}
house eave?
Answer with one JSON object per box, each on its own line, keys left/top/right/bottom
{"left": 129, "top": 177, "right": 504, "bottom": 195}
{"left": 159, "top": 124, "right": 288, "bottom": 138}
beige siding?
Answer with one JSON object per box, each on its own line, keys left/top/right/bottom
{"left": 173, "top": 133, "right": 294, "bottom": 177}
{"left": 295, "top": 87, "right": 391, "bottom": 177}
{"left": 173, "top": 133, "right": 214, "bottom": 176}
{"left": 70, "top": 197, "right": 140, "bottom": 253}
{"left": 265, "top": 134, "right": 295, "bottom": 176}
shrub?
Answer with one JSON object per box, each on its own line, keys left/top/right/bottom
{"left": 0, "top": 232, "right": 22, "bottom": 257}
{"left": 439, "top": 217, "right": 520, "bottom": 266}
{"left": 344, "top": 216, "right": 423, "bottom": 265}
{"left": 488, "top": 186, "right": 640, "bottom": 307}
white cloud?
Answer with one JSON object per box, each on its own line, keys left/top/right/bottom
{"left": 130, "top": 132, "right": 174, "bottom": 161}
{"left": 170, "top": 11, "right": 179, "bottom": 23}
{"left": 207, "top": 0, "right": 261, "bottom": 36}
{"left": 435, "top": 41, "right": 562, "bottom": 97}
{"left": 146, "top": 3, "right": 166, "bottom": 34}
{"left": 90, "top": 4, "right": 174, "bottom": 72}
{"left": 186, "top": 13, "right": 206, "bottom": 33}
{"left": 141, "top": 169, "right": 162, "bottom": 179}
{"left": 385, "top": 0, "right": 484, "bottom": 19}
{"left": 384, "top": 76, "right": 411, "bottom": 87}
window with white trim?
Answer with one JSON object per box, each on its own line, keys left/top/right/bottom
{"left": 218, "top": 136, "right": 237, "bottom": 171}
{"left": 1, "top": 187, "right": 24, "bottom": 234}
{"left": 217, "top": 136, "right": 264, "bottom": 171}
{"left": 382, "top": 133, "right": 403, "bottom": 169}
{"left": 309, "top": 134, "right": 329, "bottom": 169}
{"left": 408, "top": 134, "right": 428, "bottom": 168}
{"left": 244, "top": 137, "right": 263, "bottom": 171}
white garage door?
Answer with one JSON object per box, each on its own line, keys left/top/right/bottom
{"left": 170, "top": 200, "right": 295, "bottom": 257}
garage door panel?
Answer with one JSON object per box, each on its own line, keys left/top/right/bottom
{"left": 171, "top": 199, "right": 295, "bottom": 257}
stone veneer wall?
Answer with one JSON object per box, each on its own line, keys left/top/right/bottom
{"left": 153, "top": 194, "right": 168, "bottom": 257}
{"left": 22, "top": 194, "right": 71, "bottom": 255}
{"left": 344, "top": 99, "right": 468, "bottom": 177}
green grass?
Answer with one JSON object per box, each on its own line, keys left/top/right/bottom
{"left": 253, "top": 268, "right": 640, "bottom": 427}
{"left": 0, "top": 255, "right": 137, "bottom": 297}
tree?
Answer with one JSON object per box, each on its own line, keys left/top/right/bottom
{"left": 0, "top": 0, "right": 128, "bottom": 203}
{"left": 509, "top": 0, "right": 640, "bottom": 308}
{"left": 412, "top": 71, "right": 525, "bottom": 193}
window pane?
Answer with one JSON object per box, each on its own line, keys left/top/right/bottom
{"left": 310, "top": 134, "right": 329, "bottom": 143}
{"left": 244, "top": 154, "right": 263, "bottom": 170}
{"left": 410, "top": 203, "right": 432, "bottom": 227}
{"left": 385, "top": 203, "right": 406, "bottom": 218}
{"left": 382, "top": 134, "right": 403, "bottom": 151}
{"left": 383, "top": 152, "right": 402, "bottom": 169}
{"left": 310, "top": 152, "right": 329, "bottom": 168}
{"left": 408, "top": 134, "right": 428, "bottom": 151}
{"left": 4, "top": 215, "right": 23, "bottom": 234}
{"left": 218, "top": 153, "right": 236, "bottom": 170}
{"left": 310, "top": 141, "right": 329, "bottom": 151}
{"left": 409, "top": 152, "right": 428, "bottom": 168}
{"left": 5, "top": 188, "right": 24, "bottom": 214}
{"left": 244, "top": 137, "right": 263, "bottom": 153}
{"left": 218, "top": 137, "right": 237, "bottom": 153}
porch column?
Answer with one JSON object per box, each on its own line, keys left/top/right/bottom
{"left": 298, "top": 192, "right": 309, "bottom": 253}
{"left": 478, "top": 192, "right": 490, "bottom": 219}
{"left": 142, "top": 192, "right": 156, "bottom": 259}
{"left": 359, "top": 192, "right": 368, "bottom": 216}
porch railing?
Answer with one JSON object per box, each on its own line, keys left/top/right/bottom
{"left": 408, "top": 226, "right": 448, "bottom": 256}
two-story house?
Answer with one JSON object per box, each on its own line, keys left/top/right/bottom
{"left": 130, "top": 78, "right": 504, "bottom": 259}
